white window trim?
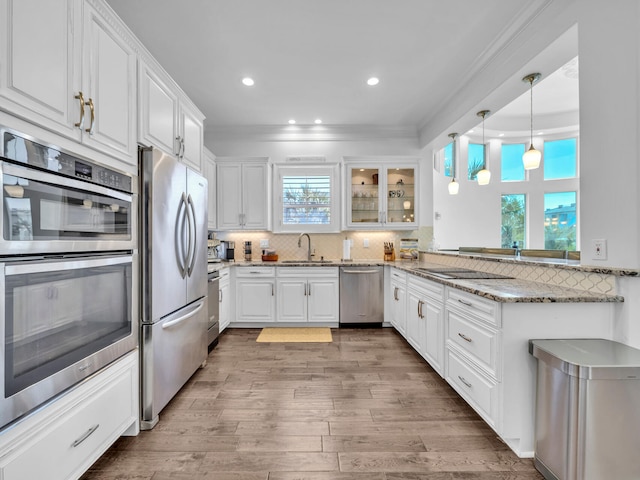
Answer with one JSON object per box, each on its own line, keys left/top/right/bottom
{"left": 273, "top": 164, "right": 341, "bottom": 233}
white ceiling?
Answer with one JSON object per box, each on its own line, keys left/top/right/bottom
{"left": 106, "top": 0, "right": 579, "bottom": 140}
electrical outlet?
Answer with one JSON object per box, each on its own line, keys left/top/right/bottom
{"left": 592, "top": 239, "right": 607, "bottom": 260}
{"left": 260, "top": 239, "right": 269, "bottom": 248}
{"left": 363, "top": 238, "right": 369, "bottom": 248}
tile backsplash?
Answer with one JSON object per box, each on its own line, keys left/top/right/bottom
{"left": 215, "top": 226, "right": 433, "bottom": 262}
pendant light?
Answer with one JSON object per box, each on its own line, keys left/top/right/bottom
{"left": 476, "top": 110, "right": 491, "bottom": 185}
{"left": 522, "top": 73, "right": 542, "bottom": 170}
{"left": 447, "top": 132, "right": 459, "bottom": 195}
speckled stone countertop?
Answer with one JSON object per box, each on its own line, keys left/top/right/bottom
{"left": 225, "top": 258, "right": 624, "bottom": 304}
{"left": 391, "top": 263, "right": 624, "bottom": 304}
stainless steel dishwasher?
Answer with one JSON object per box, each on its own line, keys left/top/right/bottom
{"left": 339, "top": 266, "right": 384, "bottom": 326}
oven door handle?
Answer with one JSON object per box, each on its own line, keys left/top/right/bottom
{"left": 4, "top": 254, "right": 132, "bottom": 275}
{"left": 1, "top": 162, "right": 132, "bottom": 202}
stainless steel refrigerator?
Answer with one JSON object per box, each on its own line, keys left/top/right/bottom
{"left": 139, "top": 146, "right": 208, "bottom": 430}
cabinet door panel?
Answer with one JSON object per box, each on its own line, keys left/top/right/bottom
{"left": 242, "top": 163, "right": 268, "bottom": 229}
{"left": 82, "top": 4, "right": 136, "bottom": 164}
{"left": 276, "top": 279, "right": 307, "bottom": 322}
{"left": 0, "top": 0, "right": 80, "bottom": 137}
{"left": 406, "top": 290, "right": 424, "bottom": 352}
{"left": 236, "top": 280, "right": 274, "bottom": 322}
{"left": 422, "top": 300, "right": 443, "bottom": 375}
{"left": 307, "top": 278, "right": 339, "bottom": 322}
{"left": 180, "top": 104, "right": 204, "bottom": 172}
{"left": 217, "top": 164, "right": 243, "bottom": 229}
{"left": 139, "top": 64, "right": 178, "bottom": 154}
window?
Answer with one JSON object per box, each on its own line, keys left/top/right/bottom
{"left": 274, "top": 165, "right": 340, "bottom": 233}
{"left": 544, "top": 191, "right": 577, "bottom": 250}
{"left": 501, "top": 144, "right": 525, "bottom": 181}
{"left": 544, "top": 138, "right": 577, "bottom": 180}
{"left": 467, "top": 143, "right": 484, "bottom": 180}
{"left": 443, "top": 142, "right": 453, "bottom": 177}
{"left": 501, "top": 194, "right": 526, "bottom": 248}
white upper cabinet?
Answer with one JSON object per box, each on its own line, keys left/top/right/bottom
{"left": 138, "top": 60, "right": 204, "bottom": 173}
{"left": 0, "top": 0, "right": 137, "bottom": 169}
{"left": 343, "top": 158, "right": 419, "bottom": 230}
{"left": 216, "top": 158, "right": 270, "bottom": 231}
{"left": 204, "top": 148, "right": 216, "bottom": 230}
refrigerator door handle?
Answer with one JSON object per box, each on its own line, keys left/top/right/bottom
{"left": 186, "top": 194, "right": 197, "bottom": 276}
{"left": 175, "top": 193, "right": 187, "bottom": 278}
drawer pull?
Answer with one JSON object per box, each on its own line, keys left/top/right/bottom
{"left": 71, "top": 424, "right": 100, "bottom": 448}
{"left": 458, "top": 375, "right": 473, "bottom": 388}
{"left": 457, "top": 299, "right": 473, "bottom": 307}
{"left": 393, "top": 286, "right": 399, "bottom": 301}
{"left": 458, "top": 332, "right": 473, "bottom": 343}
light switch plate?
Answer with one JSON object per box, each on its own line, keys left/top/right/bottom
{"left": 260, "top": 239, "right": 269, "bottom": 248}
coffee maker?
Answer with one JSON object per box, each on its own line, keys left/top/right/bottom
{"left": 216, "top": 240, "right": 235, "bottom": 261}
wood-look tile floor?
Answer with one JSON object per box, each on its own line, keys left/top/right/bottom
{"left": 82, "top": 328, "right": 543, "bottom": 480}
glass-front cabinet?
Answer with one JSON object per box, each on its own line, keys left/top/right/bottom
{"left": 344, "top": 158, "right": 419, "bottom": 229}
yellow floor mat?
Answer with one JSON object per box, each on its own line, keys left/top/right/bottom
{"left": 256, "top": 327, "right": 333, "bottom": 343}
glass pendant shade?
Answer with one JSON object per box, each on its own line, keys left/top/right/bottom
{"left": 523, "top": 144, "right": 542, "bottom": 170}
{"left": 522, "top": 73, "right": 542, "bottom": 170}
{"left": 477, "top": 168, "right": 491, "bottom": 185}
{"left": 448, "top": 178, "right": 459, "bottom": 195}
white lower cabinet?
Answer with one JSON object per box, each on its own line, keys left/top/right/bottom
{"left": 235, "top": 267, "right": 276, "bottom": 323}
{"left": 218, "top": 267, "right": 231, "bottom": 332}
{"left": 0, "top": 351, "right": 139, "bottom": 480}
{"left": 406, "top": 275, "right": 445, "bottom": 376}
{"left": 276, "top": 267, "right": 339, "bottom": 323}
{"left": 389, "top": 268, "right": 407, "bottom": 335}
{"left": 392, "top": 269, "right": 615, "bottom": 458}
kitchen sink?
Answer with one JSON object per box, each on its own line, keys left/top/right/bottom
{"left": 412, "top": 267, "right": 513, "bottom": 280}
{"left": 281, "top": 260, "right": 334, "bottom": 264}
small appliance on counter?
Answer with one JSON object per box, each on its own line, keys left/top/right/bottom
{"left": 207, "top": 239, "right": 221, "bottom": 263}
{"left": 216, "top": 240, "right": 235, "bottom": 261}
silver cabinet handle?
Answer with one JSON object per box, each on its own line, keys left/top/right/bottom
{"left": 342, "top": 269, "right": 380, "bottom": 274}
{"left": 393, "top": 286, "right": 399, "bottom": 301}
{"left": 457, "top": 299, "right": 473, "bottom": 307}
{"left": 458, "top": 375, "right": 473, "bottom": 388}
{"left": 85, "top": 97, "right": 95, "bottom": 134}
{"left": 72, "top": 424, "right": 99, "bottom": 448}
{"left": 307, "top": 283, "right": 311, "bottom": 296}
{"left": 219, "top": 289, "right": 223, "bottom": 303}
{"left": 271, "top": 283, "right": 274, "bottom": 296}
{"left": 180, "top": 137, "right": 185, "bottom": 158}
{"left": 175, "top": 136, "right": 182, "bottom": 156}
{"left": 458, "top": 332, "right": 473, "bottom": 343}
{"left": 417, "top": 300, "right": 424, "bottom": 319}
{"left": 74, "top": 91, "right": 85, "bottom": 128}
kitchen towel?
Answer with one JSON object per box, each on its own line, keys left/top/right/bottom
{"left": 343, "top": 238, "right": 352, "bottom": 260}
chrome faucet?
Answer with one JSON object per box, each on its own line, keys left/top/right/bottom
{"left": 298, "top": 233, "right": 313, "bottom": 261}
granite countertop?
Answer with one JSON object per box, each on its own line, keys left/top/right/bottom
{"left": 218, "top": 258, "right": 624, "bottom": 304}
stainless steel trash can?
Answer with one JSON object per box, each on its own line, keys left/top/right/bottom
{"left": 529, "top": 339, "right": 640, "bottom": 480}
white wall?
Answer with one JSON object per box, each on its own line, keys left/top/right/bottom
{"left": 578, "top": 0, "right": 640, "bottom": 270}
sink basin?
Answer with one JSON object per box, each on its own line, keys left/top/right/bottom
{"left": 281, "top": 260, "right": 333, "bottom": 264}
{"left": 413, "top": 267, "right": 513, "bottom": 280}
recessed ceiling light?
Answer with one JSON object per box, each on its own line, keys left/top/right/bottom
{"left": 314, "top": 119, "right": 322, "bottom": 124}
{"left": 467, "top": 129, "right": 474, "bottom": 134}
{"left": 241, "top": 77, "right": 255, "bottom": 87}
{"left": 367, "top": 77, "right": 380, "bottom": 86}
{"left": 537, "top": 131, "right": 545, "bottom": 135}
{"left": 498, "top": 133, "right": 505, "bottom": 137}
{"left": 288, "top": 119, "right": 296, "bottom": 125}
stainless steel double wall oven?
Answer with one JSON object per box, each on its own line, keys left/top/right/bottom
{"left": 0, "top": 126, "right": 138, "bottom": 430}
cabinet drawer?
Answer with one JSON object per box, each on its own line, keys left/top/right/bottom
{"left": 235, "top": 266, "right": 275, "bottom": 277}
{"left": 447, "top": 310, "right": 499, "bottom": 379}
{"left": 3, "top": 363, "right": 135, "bottom": 480}
{"left": 446, "top": 350, "right": 499, "bottom": 429}
{"left": 446, "top": 288, "right": 500, "bottom": 327}
{"left": 277, "top": 267, "right": 339, "bottom": 278}
{"left": 408, "top": 275, "right": 444, "bottom": 302}
{"left": 390, "top": 268, "right": 407, "bottom": 282}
